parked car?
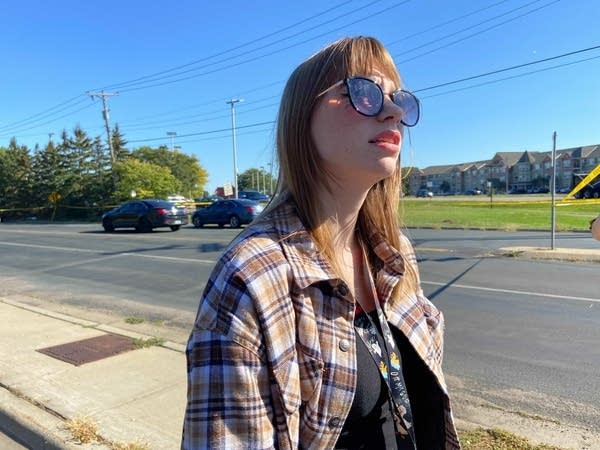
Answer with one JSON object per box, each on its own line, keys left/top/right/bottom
{"left": 238, "top": 190, "right": 269, "bottom": 202}
{"left": 192, "top": 199, "right": 263, "bottom": 228}
{"left": 416, "top": 188, "right": 433, "bottom": 198}
{"left": 464, "top": 189, "right": 483, "bottom": 195}
{"left": 102, "top": 200, "right": 188, "bottom": 232}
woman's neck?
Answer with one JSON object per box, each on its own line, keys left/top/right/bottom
{"left": 315, "top": 184, "right": 368, "bottom": 250}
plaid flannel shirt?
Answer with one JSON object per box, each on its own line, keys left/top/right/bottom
{"left": 182, "top": 200, "right": 460, "bottom": 449}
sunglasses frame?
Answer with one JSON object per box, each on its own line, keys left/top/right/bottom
{"left": 317, "top": 76, "right": 420, "bottom": 127}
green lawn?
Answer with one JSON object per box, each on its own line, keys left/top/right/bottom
{"left": 400, "top": 196, "right": 600, "bottom": 231}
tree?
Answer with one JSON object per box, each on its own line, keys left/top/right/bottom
{"left": 111, "top": 124, "right": 130, "bottom": 162}
{"left": 0, "top": 139, "right": 32, "bottom": 210}
{"left": 131, "top": 146, "right": 208, "bottom": 197}
{"left": 29, "top": 139, "right": 65, "bottom": 208}
{"left": 113, "top": 159, "right": 181, "bottom": 201}
{"left": 238, "top": 167, "right": 277, "bottom": 194}
{"left": 401, "top": 167, "right": 416, "bottom": 196}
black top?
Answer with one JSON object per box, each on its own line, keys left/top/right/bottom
{"left": 335, "top": 311, "right": 446, "bottom": 449}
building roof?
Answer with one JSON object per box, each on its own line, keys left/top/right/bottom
{"left": 413, "top": 144, "right": 599, "bottom": 177}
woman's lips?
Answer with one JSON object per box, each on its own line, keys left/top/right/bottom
{"left": 369, "top": 130, "right": 401, "bottom": 145}
{"left": 369, "top": 130, "right": 401, "bottom": 152}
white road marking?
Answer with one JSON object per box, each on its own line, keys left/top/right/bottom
{"left": 422, "top": 280, "right": 600, "bottom": 303}
{"left": 0, "top": 241, "right": 216, "bottom": 264}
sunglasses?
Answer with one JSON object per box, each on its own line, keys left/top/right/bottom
{"left": 317, "top": 76, "right": 420, "bottom": 127}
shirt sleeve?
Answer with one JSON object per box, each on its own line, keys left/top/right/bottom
{"left": 398, "top": 232, "right": 445, "bottom": 367}
{"left": 182, "top": 241, "right": 294, "bottom": 449}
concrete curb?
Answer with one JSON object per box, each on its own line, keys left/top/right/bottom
{"left": 0, "top": 298, "right": 185, "bottom": 449}
{"left": 0, "top": 386, "right": 79, "bottom": 450}
{"left": 498, "top": 246, "right": 600, "bottom": 262}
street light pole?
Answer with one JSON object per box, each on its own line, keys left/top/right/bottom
{"left": 267, "top": 162, "right": 273, "bottom": 195}
{"left": 226, "top": 99, "right": 242, "bottom": 198}
{"left": 260, "top": 166, "right": 265, "bottom": 194}
{"left": 551, "top": 131, "right": 557, "bottom": 250}
{"left": 166, "top": 131, "right": 177, "bottom": 151}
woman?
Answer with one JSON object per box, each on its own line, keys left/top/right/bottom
{"left": 182, "top": 36, "right": 459, "bottom": 449}
{"left": 591, "top": 215, "right": 600, "bottom": 241}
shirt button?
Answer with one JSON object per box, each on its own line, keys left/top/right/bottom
{"left": 339, "top": 339, "right": 350, "bottom": 352}
{"left": 328, "top": 416, "right": 342, "bottom": 428}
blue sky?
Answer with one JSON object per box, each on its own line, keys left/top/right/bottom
{"left": 2, "top": 0, "right": 599, "bottom": 193}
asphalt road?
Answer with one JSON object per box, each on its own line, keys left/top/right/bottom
{"left": 0, "top": 222, "right": 598, "bottom": 432}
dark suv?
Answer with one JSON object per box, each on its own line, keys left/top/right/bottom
{"left": 102, "top": 200, "right": 188, "bottom": 232}
{"left": 238, "top": 190, "right": 269, "bottom": 202}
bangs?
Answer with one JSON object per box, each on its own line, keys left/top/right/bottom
{"left": 337, "top": 38, "right": 401, "bottom": 89}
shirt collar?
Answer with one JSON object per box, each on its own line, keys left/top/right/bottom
{"left": 261, "top": 200, "right": 405, "bottom": 289}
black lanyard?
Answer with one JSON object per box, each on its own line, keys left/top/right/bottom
{"left": 353, "top": 251, "right": 417, "bottom": 449}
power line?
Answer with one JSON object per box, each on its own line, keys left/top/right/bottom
{"left": 126, "top": 44, "right": 600, "bottom": 145}
{"left": 98, "top": 0, "right": 556, "bottom": 125}
{"left": 421, "top": 54, "right": 600, "bottom": 99}
{"left": 123, "top": 42, "right": 600, "bottom": 137}
{"left": 117, "top": 0, "right": 410, "bottom": 93}
{"left": 0, "top": 0, "right": 570, "bottom": 138}
{"left": 98, "top": 0, "right": 357, "bottom": 91}
{"left": 0, "top": 102, "right": 96, "bottom": 139}
{"left": 0, "top": 96, "right": 88, "bottom": 133}
{"left": 0, "top": 0, "right": 388, "bottom": 136}
{"left": 127, "top": 120, "right": 275, "bottom": 144}
{"left": 396, "top": 0, "right": 560, "bottom": 65}
{"left": 414, "top": 44, "right": 600, "bottom": 93}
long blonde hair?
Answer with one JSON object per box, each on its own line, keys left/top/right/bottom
{"left": 264, "top": 36, "right": 417, "bottom": 293}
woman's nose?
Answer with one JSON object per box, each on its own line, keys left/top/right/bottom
{"left": 378, "top": 96, "right": 404, "bottom": 124}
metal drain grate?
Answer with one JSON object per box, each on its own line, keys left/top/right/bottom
{"left": 37, "top": 334, "right": 137, "bottom": 366}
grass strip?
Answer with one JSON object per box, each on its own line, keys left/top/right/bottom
{"left": 400, "top": 197, "right": 599, "bottom": 231}
{"left": 459, "top": 428, "right": 565, "bottom": 449}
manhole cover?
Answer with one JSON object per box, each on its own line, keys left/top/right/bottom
{"left": 37, "top": 334, "right": 136, "bottom": 366}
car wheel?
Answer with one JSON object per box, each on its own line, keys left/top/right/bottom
{"left": 192, "top": 216, "right": 203, "bottom": 228}
{"left": 136, "top": 218, "right": 153, "bottom": 233}
{"left": 229, "top": 215, "right": 241, "bottom": 228}
{"left": 102, "top": 220, "right": 114, "bottom": 232}
{"left": 170, "top": 225, "right": 181, "bottom": 231}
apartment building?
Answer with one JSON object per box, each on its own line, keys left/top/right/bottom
{"left": 409, "top": 144, "right": 600, "bottom": 195}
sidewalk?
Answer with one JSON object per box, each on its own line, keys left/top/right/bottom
{"left": 1, "top": 246, "right": 599, "bottom": 450}
{"left": 497, "top": 245, "right": 600, "bottom": 262}
{"left": 0, "top": 298, "right": 186, "bottom": 449}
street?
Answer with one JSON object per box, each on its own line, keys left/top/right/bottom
{"left": 1, "top": 222, "right": 599, "bottom": 438}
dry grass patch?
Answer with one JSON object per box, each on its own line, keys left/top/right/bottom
{"left": 64, "top": 416, "right": 99, "bottom": 444}
{"left": 65, "top": 415, "right": 151, "bottom": 449}
{"left": 459, "top": 428, "right": 565, "bottom": 450}
{"left": 110, "top": 440, "right": 151, "bottom": 450}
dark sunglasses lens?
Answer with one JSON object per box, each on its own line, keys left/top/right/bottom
{"left": 394, "top": 91, "right": 419, "bottom": 127}
{"left": 348, "top": 78, "right": 382, "bottom": 116}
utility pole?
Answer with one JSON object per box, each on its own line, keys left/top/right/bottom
{"left": 226, "top": 99, "right": 242, "bottom": 198}
{"left": 88, "top": 91, "right": 119, "bottom": 165}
